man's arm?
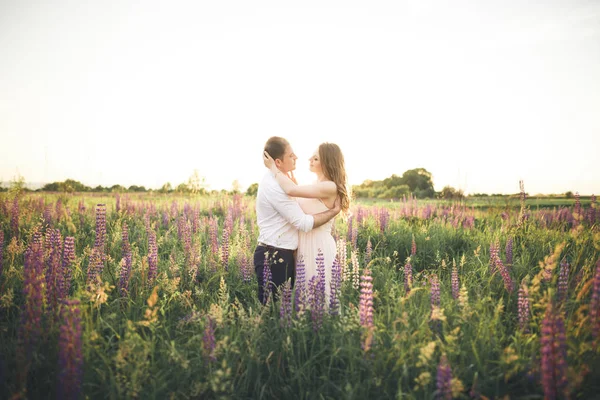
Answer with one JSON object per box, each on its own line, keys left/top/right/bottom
{"left": 268, "top": 183, "right": 341, "bottom": 232}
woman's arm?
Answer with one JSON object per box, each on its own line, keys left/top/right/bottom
{"left": 264, "top": 151, "right": 337, "bottom": 199}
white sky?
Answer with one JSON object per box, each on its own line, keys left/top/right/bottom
{"left": 1, "top": 0, "right": 599, "bottom": 195}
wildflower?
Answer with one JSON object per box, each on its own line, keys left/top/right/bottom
{"left": 557, "top": 259, "right": 569, "bottom": 303}
{"left": 330, "top": 257, "right": 341, "bottom": 316}
{"left": 495, "top": 257, "right": 514, "bottom": 293}
{"left": 221, "top": 227, "right": 230, "bottom": 270}
{"left": 147, "top": 230, "right": 158, "bottom": 286}
{"left": 295, "top": 254, "right": 306, "bottom": 313}
{"left": 540, "top": 301, "right": 568, "bottom": 399}
{"left": 94, "top": 204, "right": 106, "bottom": 258}
{"left": 57, "top": 299, "right": 83, "bottom": 400}
{"left": 18, "top": 240, "right": 45, "bottom": 364}
{"left": 203, "top": 316, "right": 216, "bottom": 363}
{"left": 262, "top": 253, "right": 272, "bottom": 305}
{"left": 279, "top": 279, "right": 293, "bottom": 328}
{"left": 359, "top": 267, "right": 374, "bottom": 328}
{"left": 436, "top": 354, "right": 452, "bottom": 400}
{"left": 61, "top": 236, "right": 75, "bottom": 298}
{"left": 118, "top": 251, "right": 132, "bottom": 297}
{"left": 404, "top": 258, "right": 413, "bottom": 294}
{"left": 411, "top": 235, "right": 416, "bottom": 257}
{"left": 518, "top": 283, "right": 531, "bottom": 331}
{"left": 46, "top": 228, "right": 63, "bottom": 312}
{"left": 451, "top": 262, "right": 459, "bottom": 300}
{"left": 365, "top": 238, "right": 372, "bottom": 266}
{"left": 430, "top": 274, "right": 440, "bottom": 308}
{"left": 308, "top": 275, "right": 325, "bottom": 332}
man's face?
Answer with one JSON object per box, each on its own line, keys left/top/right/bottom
{"left": 278, "top": 145, "right": 297, "bottom": 173}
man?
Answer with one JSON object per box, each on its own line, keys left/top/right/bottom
{"left": 254, "top": 136, "right": 341, "bottom": 304}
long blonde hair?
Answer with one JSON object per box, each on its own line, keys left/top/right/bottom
{"left": 319, "top": 142, "right": 350, "bottom": 215}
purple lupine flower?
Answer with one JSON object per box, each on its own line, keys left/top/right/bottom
{"left": 192, "top": 209, "right": 201, "bottom": 234}
{"left": 177, "top": 216, "right": 185, "bottom": 241}
{"left": 221, "top": 227, "right": 230, "bottom": 270}
{"left": 329, "top": 257, "right": 341, "bottom": 316}
{"left": 86, "top": 248, "right": 103, "bottom": 286}
{"left": 147, "top": 230, "right": 158, "bottom": 286}
{"left": 316, "top": 249, "right": 326, "bottom": 303}
{"left": 239, "top": 252, "right": 252, "bottom": 283}
{"left": 404, "top": 258, "right": 413, "bottom": 294}
{"left": 295, "top": 254, "right": 307, "bottom": 313}
{"left": 44, "top": 205, "right": 53, "bottom": 226}
{"left": 115, "top": 194, "right": 121, "bottom": 213}
{"left": 46, "top": 228, "right": 63, "bottom": 312}
{"left": 263, "top": 253, "right": 272, "bottom": 304}
{"left": 359, "top": 267, "right": 374, "bottom": 328}
{"left": 540, "top": 308, "right": 555, "bottom": 400}
{"left": 495, "top": 256, "right": 514, "bottom": 293}
{"left": 430, "top": 274, "right": 440, "bottom": 308}
{"left": 170, "top": 200, "right": 178, "bottom": 218}
{"left": 18, "top": 239, "right": 45, "bottom": 364}
{"left": 162, "top": 211, "right": 169, "bottom": 229}
{"left": 57, "top": 299, "right": 83, "bottom": 400}
{"left": 119, "top": 251, "right": 132, "bottom": 297}
{"left": 553, "top": 310, "right": 569, "bottom": 396}
{"left": 518, "top": 283, "right": 531, "bottom": 331}
{"left": 557, "top": 259, "right": 569, "bottom": 302}
{"left": 378, "top": 208, "right": 389, "bottom": 232}
{"left": 225, "top": 209, "right": 234, "bottom": 238}
{"left": 11, "top": 196, "right": 19, "bottom": 238}
{"left": 505, "top": 237, "right": 513, "bottom": 267}
{"left": 590, "top": 260, "right": 600, "bottom": 340}
{"left": 203, "top": 316, "right": 216, "bottom": 363}
{"left": 280, "top": 279, "right": 293, "bottom": 328}
{"left": 365, "top": 238, "right": 372, "bottom": 267}
{"left": 436, "top": 354, "right": 452, "bottom": 400}
{"left": 451, "top": 264, "right": 459, "bottom": 300}
{"left": 209, "top": 217, "right": 219, "bottom": 255}
{"left": 308, "top": 275, "right": 325, "bottom": 332}
{"left": 94, "top": 204, "right": 106, "bottom": 259}
{"left": 411, "top": 235, "right": 416, "bottom": 257}
{"left": 540, "top": 302, "right": 569, "bottom": 400}
{"left": 0, "top": 230, "right": 4, "bottom": 278}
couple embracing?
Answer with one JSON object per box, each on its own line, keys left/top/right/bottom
{"left": 254, "top": 136, "right": 350, "bottom": 305}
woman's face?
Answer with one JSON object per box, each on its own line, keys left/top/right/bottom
{"left": 308, "top": 149, "right": 322, "bottom": 174}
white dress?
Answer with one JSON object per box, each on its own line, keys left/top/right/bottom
{"left": 296, "top": 197, "right": 337, "bottom": 301}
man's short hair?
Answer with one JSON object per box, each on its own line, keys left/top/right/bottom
{"left": 264, "top": 136, "right": 289, "bottom": 161}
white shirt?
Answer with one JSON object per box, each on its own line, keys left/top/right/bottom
{"left": 256, "top": 172, "right": 314, "bottom": 250}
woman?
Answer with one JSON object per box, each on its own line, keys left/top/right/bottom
{"left": 264, "top": 142, "right": 350, "bottom": 302}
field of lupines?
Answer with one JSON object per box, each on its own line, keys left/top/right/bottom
{"left": 0, "top": 188, "right": 599, "bottom": 399}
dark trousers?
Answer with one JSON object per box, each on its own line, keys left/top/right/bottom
{"left": 254, "top": 245, "right": 295, "bottom": 305}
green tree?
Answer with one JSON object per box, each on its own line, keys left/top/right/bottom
{"left": 159, "top": 182, "right": 173, "bottom": 194}
{"left": 246, "top": 183, "right": 258, "bottom": 197}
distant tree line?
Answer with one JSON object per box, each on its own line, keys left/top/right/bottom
{"left": 352, "top": 168, "right": 437, "bottom": 199}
